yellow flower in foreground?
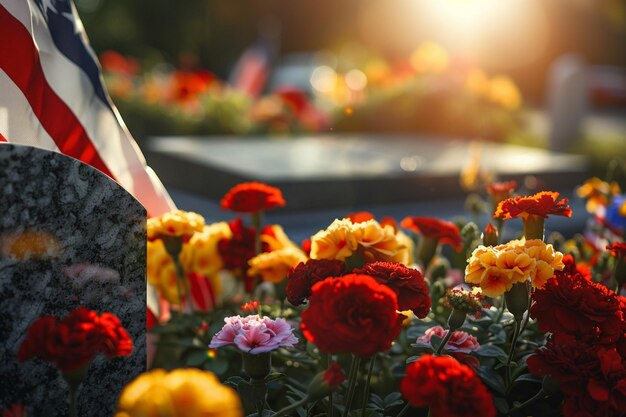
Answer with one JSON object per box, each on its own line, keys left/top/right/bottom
{"left": 148, "top": 210, "right": 205, "bottom": 242}
{"left": 248, "top": 247, "right": 307, "bottom": 284}
{"left": 465, "top": 239, "right": 564, "bottom": 297}
{"left": 310, "top": 218, "right": 408, "bottom": 264}
{"left": 115, "top": 368, "right": 242, "bottom": 417}
{"left": 488, "top": 76, "right": 521, "bottom": 110}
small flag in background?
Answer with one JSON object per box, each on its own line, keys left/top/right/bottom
{"left": 0, "top": 0, "right": 176, "bottom": 216}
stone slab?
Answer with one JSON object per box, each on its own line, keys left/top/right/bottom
{"left": 0, "top": 144, "right": 146, "bottom": 417}
{"left": 144, "top": 134, "right": 590, "bottom": 210}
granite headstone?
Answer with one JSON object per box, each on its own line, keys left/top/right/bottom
{"left": 0, "top": 144, "right": 146, "bottom": 417}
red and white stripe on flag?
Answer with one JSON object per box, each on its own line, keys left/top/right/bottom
{"left": 0, "top": 0, "right": 176, "bottom": 217}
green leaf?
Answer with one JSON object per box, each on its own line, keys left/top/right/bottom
{"left": 430, "top": 334, "right": 443, "bottom": 351}
{"left": 185, "top": 350, "right": 209, "bottom": 367}
{"left": 383, "top": 392, "right": 404, "bottom": 409}
{"left": 493, "top": 397, "right": 509, "bottom": 414}
{"left": 475, "top": 345, "right": 507, "bottom": 358}
{"left": 264, "top": 372, "right": 286, "bottom": 383}
{"left": 476, "top": 366, "right": 506, "bottom": 395}
{"left": 514, "top": 374, "right": 542, "bottom": 384}
{"left": 203, "top": 359, "right": 228, "bottom": 375}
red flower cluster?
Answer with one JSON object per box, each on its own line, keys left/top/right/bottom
{"left": 401, "top": 355, "right": 496, "bottom": 417}
{"left": 494, "top": 191, "right": 572, "bottom": 220}
{"left": 220, "top": 182, "right": 285, "bottom": 213}
{"left": 528, "top": 334, "right": 626, "bottom": 417}
{"left": 354, "top": 262, "right": 431, "bottom": 318}
{"left": 301, "top": 274, "right": 403, "bottom": 357}
{"left": 286, "top": 259, "right": 346, "bottom": 306}
{"left": 531, "top": 262, "right": 623, "bottom": 345}
{"left": 529, "top": 256, "right": 626, "bottom": 417}
{"left": 400, "top": 217, "right": 462, "bottom": 250}
{"left": 17, "top": 307, "right": 133, "bottom": 373}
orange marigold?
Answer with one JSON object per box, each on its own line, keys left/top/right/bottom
{"left": 220, "top": 182, "right": 285, "bottom": 213}
{"left": 494, "top": 191, "right": 572, "bottom": 221}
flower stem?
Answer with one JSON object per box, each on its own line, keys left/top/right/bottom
{"left": 506, "top": 318, "right": 522, "bottom": 388}
{"left": 328, "top": 354, "right": 335, "bottom": 417}
{"left": 507, "top": 388, "right": 545, "bottom": 416}
{"left": 359, "top": 355, "right": 377, "bottom": 417}
{"left": 342, "top": 355, "right": 361, "bottom": 417}
{"left": 251, "top": 211, "right": 263, "bottom": 255}
{"left": 174, "top": 260, "right": 193, "bottom": 315}
{"left": 396, "top": 403, "right": 411, "bottom": 417}
{"left": 434, "top": 329, "right": 454, "bottom": 356}
{"left": 272, "top": 396, "right": 309, "bottom": 417}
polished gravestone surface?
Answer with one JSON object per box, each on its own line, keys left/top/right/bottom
{"left": 144, "top": 135, "right": 590, "bottom": 210}
{"left": 0, "top": 144, "right": 146, "bottom": 417}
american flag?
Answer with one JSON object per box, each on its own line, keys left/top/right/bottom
{"left": 0, "top": 0, "right": 176, "bottom": 216}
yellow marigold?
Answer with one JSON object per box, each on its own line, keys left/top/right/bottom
{"left": 147, "top": 240, "right": 180, "bottom": 304}
{"left": 310, "top": 218, "right": 408, "bottom": 264}
{"left": 180, "top": 222, "right": 232, "bottom": 280}
{"left": 115, "top": 368, "right": 242, "bottom": 417}
{"left": 147, "top": 222, "right": 230, "bottom": 304}
{"left": 576, "top": 177, "right": 621, "bottom": 214}
{"left": 147, "top": 210, "right": 205, "bottom": 242}
{"left": 465, "top": 239, "right": 564, "bottom": 297}
{"left": 488, "top": 75, "right": 521, "bottom": 110}
{"left": 248, "top": 247, "right": 307, "bottom": 284}
{"left": 522, "top": 239, "right": 564, "bottom": 288}
{"left": 261, "top": 224, "right": 298, "bottom": 251}
{"left": 310, "top": 219, "right": 358, "bottom": 261}
{"left": 352, "top": 219, "right": 408, "bottom": 264}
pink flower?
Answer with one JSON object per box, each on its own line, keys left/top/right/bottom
{"left": 209, "top": 315, "right": 298, "bottom": 354}
{"left": 415, "top": 326, "right": 480, "bottom": 354}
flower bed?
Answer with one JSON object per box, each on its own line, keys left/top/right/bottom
{"left": 7, "top": 174, "right": 626, "bottom": 417}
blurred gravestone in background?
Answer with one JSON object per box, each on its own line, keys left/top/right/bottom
{"left": 548, "top": 54, "right": 588, "bottom": 151}
{"left": 0, "top": 144, "right": 146, "bottom": 417}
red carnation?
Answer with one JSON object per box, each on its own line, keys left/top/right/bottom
{"left": 607, "top": 242, "right": 626, "bottom": 260}
{"left": 400, "top": 216, "right": 461, "bottom": 250}
{"left": 301, "top": 274, "right": 403, "bottom": 357}
{"left": 528, "top": 334, "right": 626, "bottom": 417}
{"left": 218, "top": 218, "right": 257, "bottom": 272}
{"left": 401, "top": 355, "right": 496, "bottom": 417}
{"left": 286, "top": 259, "right": 346, "bottom": 306}
{"left": 354, "top": 262, "right": 431, "bottom": 318}
{"left": 531, "top": 264, "right": 623, "bottom": 345}
{"left": 494, "top": 191, "right": 572, "bottom": 220}
{"left": 17, "top": 307, "right": 133, "bottom": 373}
{"left": 486, "top": 180, "right": 517, "bottom": 203}
{"left": 220, "top": 182, "right": 285, "bottom": 213}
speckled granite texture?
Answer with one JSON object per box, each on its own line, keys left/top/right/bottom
{"left": 0, "top": 144, "right": 146, "bottom": 417}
